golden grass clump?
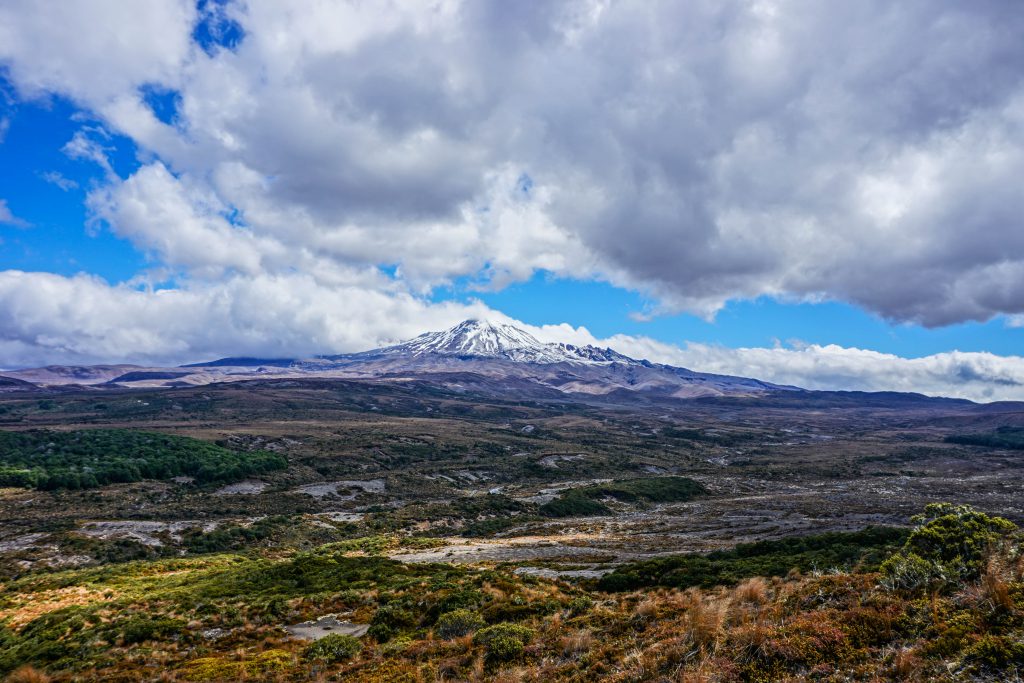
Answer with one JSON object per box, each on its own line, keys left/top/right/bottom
{"left": 633, "top": 595, "right": 661, "bottom": 621}
{"left": 681, "top": 588, "right": 726, "bottom": 652}
{"left": 559, "top": 629, "right": 594, "bottom": 658}
{"left": 732, "top": 577, "right": 769, "bottom": 606}
{"left": 3, "top": 667, "right": 51, "bottom": 683}
{"left": 980, "top": 556, "right": 1014, "bottom": 612}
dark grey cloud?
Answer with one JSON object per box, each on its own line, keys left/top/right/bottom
{"left": 0, "top": 0, "right": 1023, "bottom": 376}
{"left": 0, "top": 0, "right": 1007, "bottom": 325}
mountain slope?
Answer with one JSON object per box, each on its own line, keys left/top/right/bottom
{"left": 278, "top": 319, "right": 791, "bottom": 399}
{"left": 3, "top": 319, "right": 794, "bottom": 399}
{"left": 0, "top": 375, "right": 38, "bottom": 392}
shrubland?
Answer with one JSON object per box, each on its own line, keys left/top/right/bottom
{"left": 946, "top": 426, "right": 1024, "bottom": 450}
{"left": 539, "top": 476, "right": 706, "bottom": 518}
{"left": 0, "top": 429, "right": 285, "bottom": 490}
{"left": 1, "top": 504, "right": 1023, "bottom": 681}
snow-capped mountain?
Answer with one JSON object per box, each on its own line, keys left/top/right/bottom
{"left": 290, "top": 319, "right": 793, "bottom": 398}
{"left": 366, "top": 319, "right": 638, "bottom": 366}
{"left": 5, "top": 319, "right": 797, "bottom": 400}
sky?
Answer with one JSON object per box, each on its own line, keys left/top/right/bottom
{"left": 1, "top": 0, "right": 1024, "bottom": 401}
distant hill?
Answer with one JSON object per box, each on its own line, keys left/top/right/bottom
{"left": 183, "top": 357, "right": 297, "bottom": 368}
{"left": 0, "top": 375, "right": 37, "bottom": 392}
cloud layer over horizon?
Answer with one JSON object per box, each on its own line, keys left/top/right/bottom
{"left": 1, "top": 0, "right": 1023, "bottom": 400}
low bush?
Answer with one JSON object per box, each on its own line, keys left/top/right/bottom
{"left": 473, "top": 623, "right": 535, "bottom": 662}
{"left": 304, "top": 634, "right": 362, "bottom": 664}
{"left": 946, "top": 427, "right": 1024, "bottom": 450}
{"left": 435, "top": 609, "right": 485, "bottom": 639}
{"left": 369, "top": 604, "right": 417, "bottom": 642}
{"left": 880, "top": 503, "right": 1017, "bottom": 592}
{"left": 120, "top": 616, "right": 185, "bottom": 645}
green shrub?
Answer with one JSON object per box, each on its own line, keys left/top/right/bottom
{"left": 486, "top": 635, "right": 524, "bottom": 662}
{"left": 964, "top": 634, "right": 1024, "bottom": 671}
{"left": 539, "top": 489, "right": 611, "bottom": 517}
{"left": 881, "top": 504, "right": 1017, "bottom": 592}
{"left": 435, "top": 609, "right": 485, "bottom": 639}
{"left": 599, "top": 526, "right": 907, "bottom": 590}
{"left": 120, "top": 617, "right": 185, "bottom": 644}
{"left": 247, "top": 649, "right": 292, "bottom": 674}
{"left": 183, "top": 657, "right": 242, "bottom": 681}
{"left": 473, "top": 623, "right": 534, "bottom": 662}
{"left": 184, "top": 516, "right": 289, "bottom": 554}
{"left": 567, "top": 596, "right": 593, "bottom": 615}
{"left": 303, "top": 633, "right": 362, "bottom": 663}
{"left": 539, "top": 477, "right": 706, "bottom": 518}
{"left": 946, "top": 427, "right": 1024, "bottom": 450}
{"left": 368, "top": 604, "right": 416, "bottom": 642}
{"left": 437, "top": 588, "right": 484, "bottom": 614}
{"left": 878, "top": 552, "right": 936, "bottom": 592}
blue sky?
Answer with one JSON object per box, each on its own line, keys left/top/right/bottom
{"left": 0, "top": 96, "right": 146, "bottom": 279}
{"left": 472, "top": 276, "right": 1024, "bottom": 359}
{"left": 1, "top": 1, "right": 1024, "bottom": 400}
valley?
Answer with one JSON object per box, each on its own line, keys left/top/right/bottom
{"left": 2, "top": 322, "right": 1024, "bottom": 681}
{"left": 3, "top": 377, "right": 1021, "bottom": 575}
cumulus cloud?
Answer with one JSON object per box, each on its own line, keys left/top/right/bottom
{"left": 657, "top": 344, "right": 1024, "bottom": 404}
{"left": 0, "top": 0, "right": 195, "bottom": 105}
{"left": 0, "top": 0, "right": 1023, "bottom": 398}
{"left": 2, "top": 0, "right": 1022, "bottom": 324}
{"left": 0, "top": 270, "right": 494, "bottom": 368}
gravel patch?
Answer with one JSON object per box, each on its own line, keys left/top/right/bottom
{"left": 284, "top": 615, "right": 369, "bottom": 640}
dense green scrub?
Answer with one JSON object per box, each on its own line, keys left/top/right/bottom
{"left": 539, "top": 476, "right": 706, "bottom": 517}
{"left": 0, "top": 429, "right": 286, "bottom": 489}
{"left": 598, "top": 526, "right": 908, "bottom": 590}
{"left": 946, "top": 426, "right": 1024, "bottom": 450}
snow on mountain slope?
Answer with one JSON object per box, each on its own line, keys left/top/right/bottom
{"left": 326, "top": 319, "right": 792, "bottom": 398}
{"left": 396, "top": 319, "right": 544, "bottom": 357}
{"left": 368, "top": 319, "right": 642, "bottom": 366}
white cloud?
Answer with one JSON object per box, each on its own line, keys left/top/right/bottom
{"left": 0, "top": 270, "right": 494, "bottom": 368}
{"left": 663, "top": 344, "right": 1024, "bottom": 404}
{"left": 0, "top": 269, "right": 1020, "bottom": 401}
{"left": 61, "top": 129, "right": 118, "bottom": 179}
{"left": 524, "top": 323, "right": 1024, "bottom": 403}
{"left": 0, "top": 0, "right": 195, "bottom": 106}
{"left": 87, "top": 162, "right": 271, "bottom": 277}
{"left": 40, "top": 171, "right": 79, "bottom": 191}
{"left": 0, "top": 199, "right": 29, "bottom": 228}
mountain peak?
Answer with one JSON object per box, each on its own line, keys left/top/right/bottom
{"left": 371, "top": 319, "right": 645, "bottom": 367}
{"left": 395, "top": 319, "right": 547, "bottom": 358}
